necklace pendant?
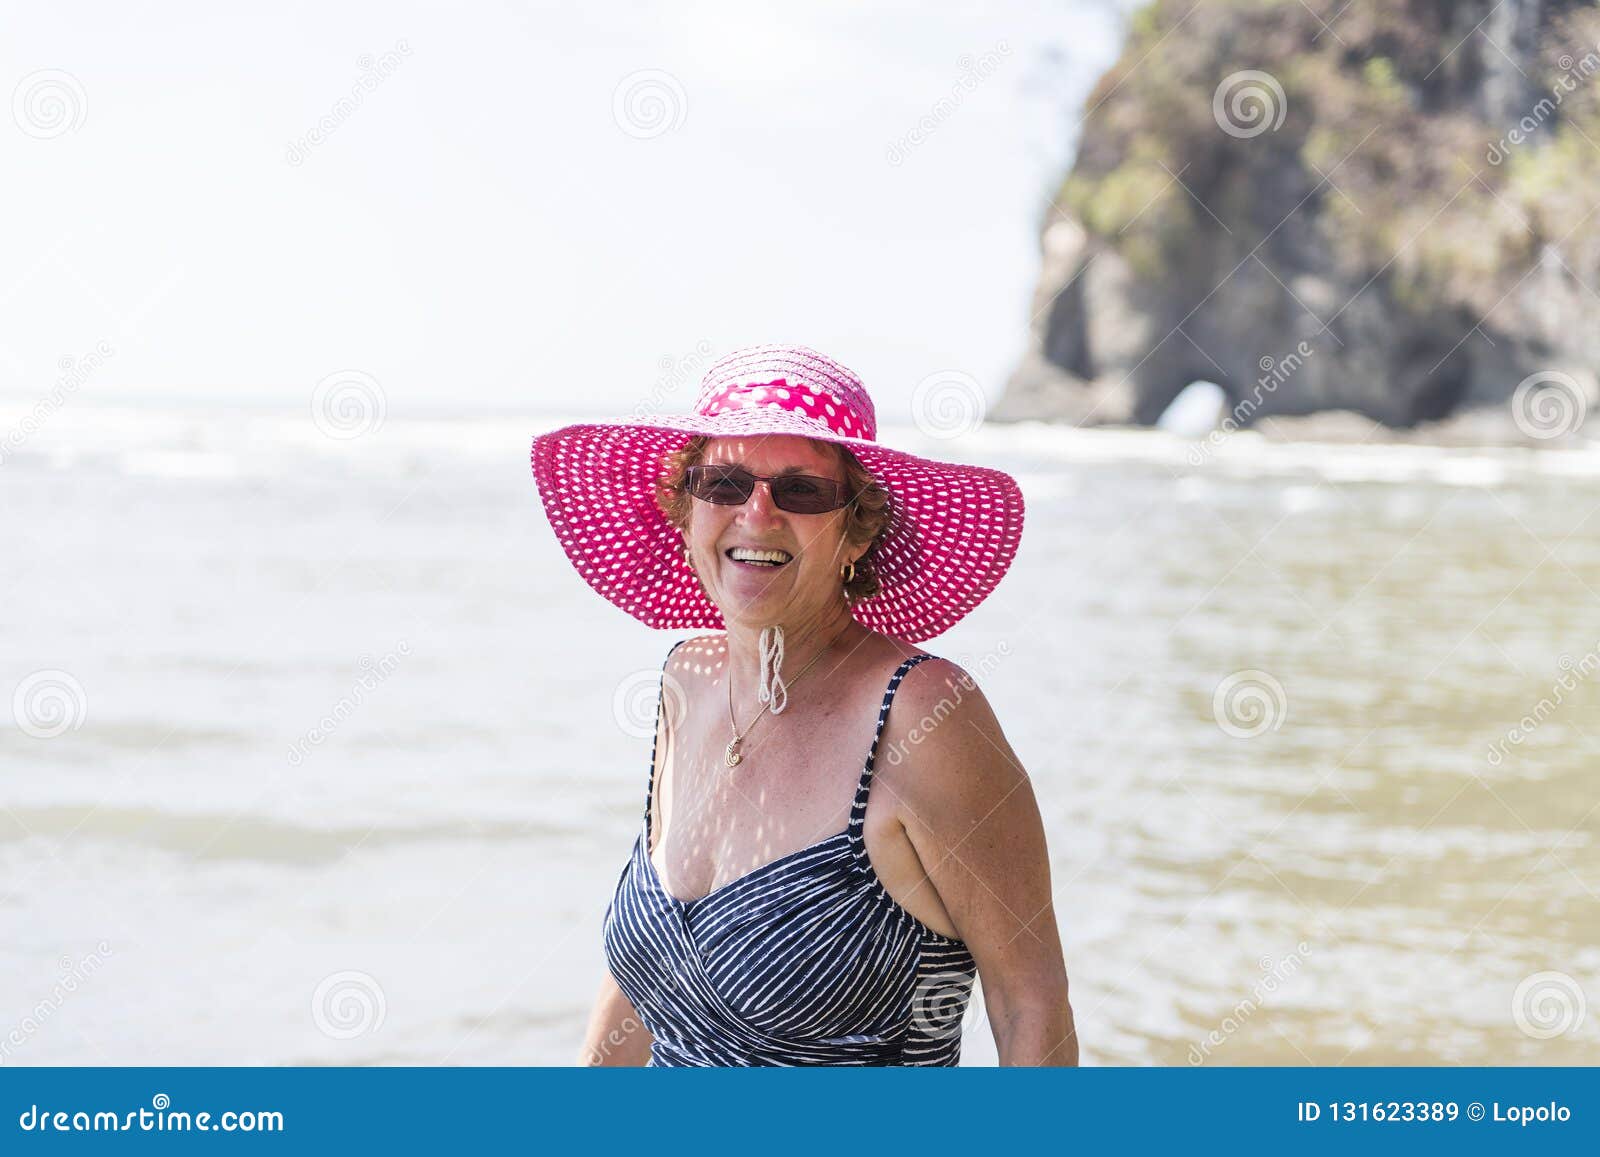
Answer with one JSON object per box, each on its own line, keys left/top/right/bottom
{"left": 724, "top": 738, "right": 743, "bottom": 767}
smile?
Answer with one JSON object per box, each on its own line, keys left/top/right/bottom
{"left": 725, "top": 547, "right": 794, "bottom": 568}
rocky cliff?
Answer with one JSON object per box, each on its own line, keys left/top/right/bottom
{"left": 998, "top": 0, "right": 1600, "bottom": 440}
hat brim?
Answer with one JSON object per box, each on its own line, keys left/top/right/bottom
{"left": 529, "top": 409, "right": 1024, "bottom": 643}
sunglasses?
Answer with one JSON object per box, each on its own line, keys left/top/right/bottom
{"left": 683, "top": 464, "right": 851, "bottom": 514}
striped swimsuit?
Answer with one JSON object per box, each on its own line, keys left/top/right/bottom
{"left": 603, "top": 646, "right": 978, "bottom": 1066}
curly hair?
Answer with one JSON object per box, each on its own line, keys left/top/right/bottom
{"left": 655, "top": 435, "right": 891, "bottom": 604}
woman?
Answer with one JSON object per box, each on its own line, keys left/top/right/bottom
{"left": 532, "top": 344, "right": 1077, "bottom": 1066}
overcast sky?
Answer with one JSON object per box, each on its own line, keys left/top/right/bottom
{"left": 3, "top": 0, "right": 1134, "bottom": 421}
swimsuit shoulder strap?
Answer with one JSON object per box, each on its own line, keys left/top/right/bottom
{"left": 848, "top": 653, "right": 937, "bottom": 858}
{"left": 642, "top": 637, "right": 693, "bottom": 846}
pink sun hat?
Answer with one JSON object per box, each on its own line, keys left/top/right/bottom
{"left": 529, "top": 343, "right": 1025, "bottom": 643}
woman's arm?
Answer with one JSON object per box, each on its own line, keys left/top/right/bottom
{"left": 888, "top": 660, "right": 1079, "bottom": 1066}
{"left": 578, "top": 970, "right": 654, "bottom": 1066}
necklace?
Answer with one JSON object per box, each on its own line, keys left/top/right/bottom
{"left": 724, "top": 618, "right": 855, "bottom": 768}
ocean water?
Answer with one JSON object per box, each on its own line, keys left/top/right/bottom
{"left": 2, "top": 400, "right": 1598, "bottom": 1065}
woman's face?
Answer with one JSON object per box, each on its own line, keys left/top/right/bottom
{"left": 682, "top": 435, "right": 859, "bottom": 628}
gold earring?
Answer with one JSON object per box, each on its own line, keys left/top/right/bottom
{"left": 841, "top": 560, "right": 856, "bottom": 584}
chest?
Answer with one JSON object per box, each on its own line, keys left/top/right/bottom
{"left": 648, "top": 681, "right": 886, "bottom": 902}
{"left": 606, "top": 830, "right": 926, "bottom": 1061}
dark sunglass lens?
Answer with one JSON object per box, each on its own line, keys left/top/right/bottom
{"left": 689, "top": 466, "right": 752, "bottom": 504}
{"left": 772, "top": 475, "right": 843, "bottom": 513}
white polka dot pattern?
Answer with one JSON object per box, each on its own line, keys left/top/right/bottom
{"left": 529, "top": 344, "right": 1025, "bottom": 643}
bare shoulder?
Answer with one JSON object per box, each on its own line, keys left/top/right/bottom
{"left": 663, "top": 633, "right": 725, "bottom": 684}
{"left": 888, "top": 654, "right": 1014, "bottom": 762}
{"left": 875, "top": 653, "right": 1030, "bottom": 832}
{"left": 879, "top": 652, "right": 1071, "bottom": 1058}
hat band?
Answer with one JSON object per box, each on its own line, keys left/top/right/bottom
{"left": 701, "top": 377, "right": 873, "bottom": 441}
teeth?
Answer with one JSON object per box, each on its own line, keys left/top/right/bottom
{"left": 729, "top": 547, "right": 792, "bottom": 565}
